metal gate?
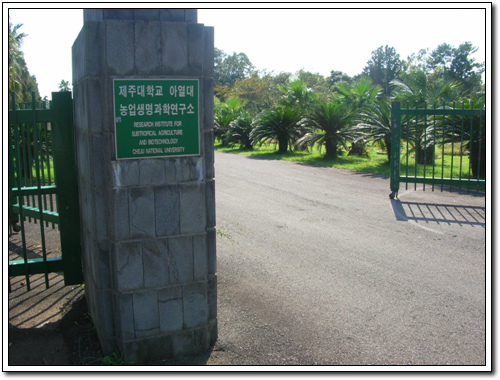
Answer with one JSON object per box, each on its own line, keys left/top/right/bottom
{"left": 8, "top": 91, "right": 82, "bottom": 290}
{"left": 389, "top": 100, "right": 486, "bottom": 199}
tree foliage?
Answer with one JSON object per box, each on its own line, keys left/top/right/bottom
{"left": 8, "top": 17, "right": 40, "bottom": 106}
{"left": 353, "top": 99, "right": 393, "bottom": 162}
{"left": 277, "top": 79, "right": 317, "bottom": 110}
{"left": 213, "top": 41, "right": 486, "bottom": 169}
{"left": 297, "top": 99, "right": 355, "bottom": 159}
{"left": 335, "top": 78, "right": 381, "bottom": 115}
{"left": 428, "top": 42, "right": 484, "bottom": 95}
{"left": 214, "top": 48, "right": 255, "bottom": 89}
{"left": 362, "top": 45, "right": 401, "bottom": 96}
{"left": 251, "top": 105, "right": 308, "bottom": 154}
{"left": 225, "top": 74, "right": 287, "bottom": 115}
{"left": 58, "top": 79, "right": 71, "bottom": 91}
{"left": 328, "top": 70, "right": 353, "bottom": 87}
{"left": 214, "top": 97, "right": 247, "bottom": 145}
{"left": 392, "top": 71, "right": 464, "bottom": 107}
{"left": 401, "top": 42, "right": 484, "bottom": 98}
{"left": 227, "top": 113, "right": 254, "bottom": 150}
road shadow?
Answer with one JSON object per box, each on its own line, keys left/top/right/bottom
{"left": 8, "top": 273, "right": 84, "bottom": 329}
{"left": 390, "top": 199, "right": 486, "bottom": 227}
{"left": 9, "top": 293, "right": 104, "bottom": 366}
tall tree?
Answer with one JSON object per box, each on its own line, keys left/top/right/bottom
{"left": 223, "top": 70, "right": 292, "bottom": 115}
{"left": 214, "top": 48, "right": 255, "bottom": 89}
{"left": 9, "top": 18, "right": 26, "bottom": 96}
{"left": 401, "top": 48, "right": 431, "bottom": 75}
{"left": 58, "top": 79, "right": 71, "bottom": 91}
{"left": 362, "top": 45, "right": 401, "bottom": 96}
{"left": 8, "top": 18, "right": 40, "bottom": 106}
{"left": 328, "top": 70, "right": 353, "bottom": 87}
{"left": 295, "top": 70, "right": 331, "bottom": 99}
{"left": 428, "top": 42, "right": 484, "bottom": 96}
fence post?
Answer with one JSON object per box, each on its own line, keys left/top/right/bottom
{"left": 390, "top": 101, "right": 401, "bottom": 199}
{"left": 51, "top": 91, "right": 83, "bottom": 285}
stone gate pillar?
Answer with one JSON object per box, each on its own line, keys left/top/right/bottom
{"left": 72, "top": 9, "right": 216, "bottom": 363}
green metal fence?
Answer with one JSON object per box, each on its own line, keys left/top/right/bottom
{"left": 8, "top": 91, "right": 83, "bottom": 290}
{"left": 390, "top": 101, "right": 486, "bottom": 199}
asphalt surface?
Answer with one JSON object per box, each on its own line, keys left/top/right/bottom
{"left": 205, "top": 151, "right": 487, "bottom": 367}
{"left": 8, "top": 151, "right": 487, "bottom": 368}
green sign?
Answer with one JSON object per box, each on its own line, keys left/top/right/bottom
{"left": 113, "top": 79, "right": 199, "bottom": 159}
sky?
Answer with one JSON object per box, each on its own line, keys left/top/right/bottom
{"left": 6, "top": 3, "right": 490, "bottom": 100}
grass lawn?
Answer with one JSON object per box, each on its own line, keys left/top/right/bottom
{"left": 215, "top": 141, "right": 485, "bottom": 192}
{"left": 215, "top": 142, "right": 392, "bottom": 176}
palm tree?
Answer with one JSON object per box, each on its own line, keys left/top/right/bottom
{"left": 335, "top": 77, "right": 382, "bottom": 111}
{"left": 334, "top": 78, "right": 382, "bottom": 156}
{"left": 250, "top": 105, "right": 308, "bottom": 154}
{"left": 296, "top": 99, "right": 355, "bottom": 159}
{"left": 277, "top": 79, "right": 317, "bottom": 110}
{"left": 8, "top": 19, "right": 27, "bottom": 103}
{"left": 391, "top": 72, "right": 464, "bottom": 165}
{"left": 8, "top": 18, "right": 40, "bottom": 106}
{"left": 226, "top": 113, "right": 254, "bottom": 150}
{"left": 58, "top": 79, "right": 71, "bottom": 91}
{"left": 353, "top": 99, "right": 393, "bottom": 163}
{"left": 391, "top": 71, "right": 464, "bottom": 107}
{"left": 432, "top": 96, "right": 486, "bottom": 179}
{"left": 214, "top": 97, "right": 246, "bottom": 145}
{"left": 463, "top": 97, "right": 486, "bottom": 179}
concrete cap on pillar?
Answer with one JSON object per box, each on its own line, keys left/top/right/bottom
{"left": 83, "top": 9, "right": 197, "bottom": 23}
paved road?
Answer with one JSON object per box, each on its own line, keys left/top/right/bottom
{"left": 206, "top": 151, "right": 486, "bottom": 366}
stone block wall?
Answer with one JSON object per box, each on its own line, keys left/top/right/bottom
{"left": 72, "top": 9, "right": 216, "bottom": 363}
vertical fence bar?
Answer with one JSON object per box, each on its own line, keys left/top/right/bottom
{"left": 423, "top": 103, "right": 428, "bottom": 191}
{"left": 11, "top": 93, "right": 31, "bottom": 290}
{"left": 8, "top": 105, "right": 19, "bottom": 231}
{"left": 441, "top": 103, "right": 446, "bottom": 192}
{"left": 477, "top": 106, "right": 484, "bottom": 192}
{"left": 26, "top": 117, "right": 36, "bottom": 217}
{"left": 405, "top": 102, "right": 410, "bottom": 190}
{"left": 432, "top": 107, "right": 437, "bottom": 191}
{"left": 414, "top": 107, "right": 418, "bottom": 191}
{"left": 390, "top": 101, "right": 401, "bottom": 199}
{"left": 19, "top": 122, "right": 29, "bottom": 222}
{"left": 31, "top": 92, "right": 50, "bottom": 288}
{"left": 450, "top": 103, "right": 456, "bottom": 192}
{"left": 39, "top": 121, "right": 50, "bottom": 227}
{"left": 45, "top": 121, "right": 56, "bottom": 227}
{"left": 458, "top": 102, "right": 465, "bottom": 192}
{"left": 467, "top": 105, "right": 474, "bottom": 193}
{"left": 8, "top": 102, "right": 16, "bottom": 291}
{"left": 37, "top": 114, "right": 46, "bottom": 223}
